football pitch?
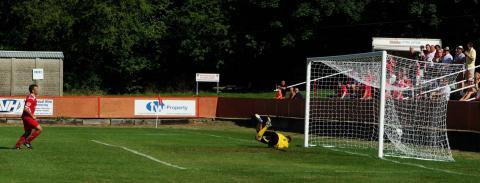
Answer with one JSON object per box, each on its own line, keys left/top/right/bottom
{"left": 1, "top": 122, "right": 479, "bottom": 183}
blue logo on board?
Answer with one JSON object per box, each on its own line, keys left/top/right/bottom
{"left": 146, "top": 100, "right": 165, "bottom": 112}
{"left": 0, "top": 99, "right": 22, "bottom": 113}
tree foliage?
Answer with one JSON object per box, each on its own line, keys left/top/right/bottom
{"left": 0, "top": 0, "right": 479, "bottom": 93}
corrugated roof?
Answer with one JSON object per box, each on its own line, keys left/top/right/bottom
{"left": 0, "top": 51, "right": 64, "bottom": 59}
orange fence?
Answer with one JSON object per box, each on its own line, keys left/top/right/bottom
{"left": 0, "top": 96, "right": 217, "bottom": 118}
{"left": 1, "top": 96, "right": 478, "bottom": 133}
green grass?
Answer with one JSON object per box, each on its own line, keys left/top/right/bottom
{"left": 1, "top": 122, "right": 479, "bottom": 183}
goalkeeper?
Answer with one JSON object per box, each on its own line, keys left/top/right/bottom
{"left": 253, "top": 114, "right": 291, "bottom": 150}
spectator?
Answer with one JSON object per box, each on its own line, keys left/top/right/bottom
{"left": 288, "top": 87, "right": 296, "bottom": 99}
{"left": 338, "top": 82, "right": 348, "bottom": 99}
{"left": 277, "top": 80, "right": 287, "bottom": 98}
{"left": 275, "top": 86, "right": 284, "bottom": 99}
{"left": 360, "top": 72, "right": 373, "bottom": 100}
{"left": 348, "top": 79, "right": 360, "bottom": 98}
{"left": 459, "top": 80, "right": 477, "bottom": 101}
{"left": 454, "top": 46, "right": 466, "bottom": 64}
{"left": 454, "top": 45, "right": 467, "bottom": 91}
{"left": 425, "top": 44, "right": 436, "bottom": 62}
{"left": 464, "top": 42, "right": 477, "bottom": 81}
{"left": 441, "top": 47, "right": 453, "bottom": 64}
{"left": 408, "top": 47, "right": 419, "bottom": 60}
{"left": 387, "top": 57, "right": 396, "bottom": 76}
{"left": 419, "top": 45, "right": 426, "bottom": 61}
{"left": 292, "top": 88, "right": 304, "bottom": 100}
{"left": 474, "top": 72, "right": 480, "bottom": 101}
{"left": 434, "top": 48, "right": 443, "bottom": 62}
{"left": 432, "top": 79, "right": 451, "bottom": 101}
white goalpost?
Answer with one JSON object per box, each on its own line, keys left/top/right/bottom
{"left": 304, "top": 51, "right": 464, "bottom": 161}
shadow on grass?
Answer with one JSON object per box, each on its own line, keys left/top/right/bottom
{"left": 0, "top": 146, "right": 14, "bottom": 150}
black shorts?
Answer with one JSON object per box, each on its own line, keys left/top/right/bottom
{"left": 262, "top": 131, "right": 279, "bottom": 147}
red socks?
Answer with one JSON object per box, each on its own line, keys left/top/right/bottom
{"left": 27, "top": 131, "right": 40, "bottom": 143}
{"left": 15, "top": 136, "right": 26, "bottom": 148}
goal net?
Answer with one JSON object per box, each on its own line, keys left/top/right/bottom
{"left": 304, "top": 51, "right": 464, "bottom": 161}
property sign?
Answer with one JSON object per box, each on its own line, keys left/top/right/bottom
{"left": 134, "top": 99, "right": 196, "bottom": 116}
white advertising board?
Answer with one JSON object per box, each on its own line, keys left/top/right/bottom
{"left": 0, "top": 98, "right": 53, "bottom": 115}
{"left": 134, "top": 99, "right": 196, "bottom": 116}
{"left": 372, "top": 37, "right": 442, "bottom": 52}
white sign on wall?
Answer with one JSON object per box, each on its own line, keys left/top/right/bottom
{"left": 196, "top": 73, "right": 220, "bottom": 82}
{"left": 36, "top": 99, "right": 53, "bottom": 115}
{"left": 134, "top": 99, "right": 196, "bottom": 116}
{"left": 33, "top": 68, "right": 44, "bottom": 80}
{"left": 0, "top": 98, "right": 53, "bottom": 115}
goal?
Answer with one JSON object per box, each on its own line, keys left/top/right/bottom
{"left": 304, "top": 51, "right": 464, "bottom": 161}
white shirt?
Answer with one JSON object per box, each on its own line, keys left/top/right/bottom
{"left": 442, "top": 86, "right": 451, "bottom": 101}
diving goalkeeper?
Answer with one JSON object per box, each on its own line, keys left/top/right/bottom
{"left": 253, "top": 114, "right": 291, "bottom": 150}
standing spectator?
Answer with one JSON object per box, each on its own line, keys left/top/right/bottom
{"left": 277, "top": 80, "right": 287, "bottom": 98}
{"left": 441, "top": 47, "right": 453, "bottom": 64}
{"left": 275, "top": 86, "right": 284, "bottom": 99}
{"left": 419, "top": 45, "right": 426, "bottom": 61}
{"left": 288, "top": 87, "right": 295, "bottom": 99}
{"left": 454, "top": 46, "right": 467, "bottom": 91}
{"left": 292, "top": 88, "right": 304, "bottom": 100}
{"left": 454, "top": 46, "right": 466, "bottom": 64}
{"left": 338, "top": 82, "right": 349, "bottom": 99}
{"left": 347, "top": 79, "right": 360, "bottom": 98}
{"left": 434, "top": 48, "right": 443, "bottom": 62}
{"left": 464, "top": 42, "right": 477, "bottom": 81}
{"left": 425, "top": 44, "right": 436, "bottom": 62}
{"left": 360, "top": 72, "right": 373, "bottom": 100}
{"left": 408, "top": 47, "right": 419, "bottom": 60}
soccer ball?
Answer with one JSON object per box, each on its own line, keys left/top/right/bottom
{"left": 396, "top": 128, "right": 403, "bottom": 137}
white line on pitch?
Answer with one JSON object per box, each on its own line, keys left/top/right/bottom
{"left": 326, "top": 147, "right": 477, "bottom": 177}
{"left": 91, "top": 140, "right": 187, "bottom": 170}
{"left": 381, "top": 158, "right": 478, "bottom": 177}
{"left": 196, "top": 133, "right": 255, "bottom": 143}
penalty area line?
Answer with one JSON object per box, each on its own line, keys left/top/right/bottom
{"left": 91, "top": 140, "right": 187, "bottom": 170}
{"left": 325, "top": 148, "right": 477, "bottom": 177}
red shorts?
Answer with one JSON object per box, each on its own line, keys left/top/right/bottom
{"left": 22, "top": 117, "right": 39, "bottom": 130}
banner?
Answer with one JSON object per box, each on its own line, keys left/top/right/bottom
{"left": 36, "top": 99, "right": 53, "bottom": 115}
{"left": 0, "top": 99, "right": 23, "bottom": 115}
{"left": 135, "top": 99, "right": 196, "bottom": 116}
{"left": 0, "top": 98, "right": 53, "bottom": 116}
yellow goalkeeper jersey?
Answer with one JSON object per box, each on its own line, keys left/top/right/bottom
{"left": 274, "top": 133, "right": 289, "bottom": 149}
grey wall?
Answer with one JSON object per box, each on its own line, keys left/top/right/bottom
{"left": 0, "top": 58, "right": 63, "bottom": 96}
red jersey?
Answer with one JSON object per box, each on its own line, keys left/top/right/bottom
{"left": 338, "top": 84, "right": 348, "bottom": 96}
{"left": 22, "top": 94, "right": 37, "bottom": 119}
{"left": 363, "top": 74, "right": 373, "bottom": 98}
{"left": 364, "top": 85, "right": 372, "bottom": 98}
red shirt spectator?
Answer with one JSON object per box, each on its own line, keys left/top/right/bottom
{"left": 338, "top": 82, "right": 348, "bottom": 99}
{"left": 361, "top": 73, "right": 373, "bottom": 100}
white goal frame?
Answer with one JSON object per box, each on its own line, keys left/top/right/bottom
{"left": 304, "top": 51, "right": 461, "bottom": 161}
